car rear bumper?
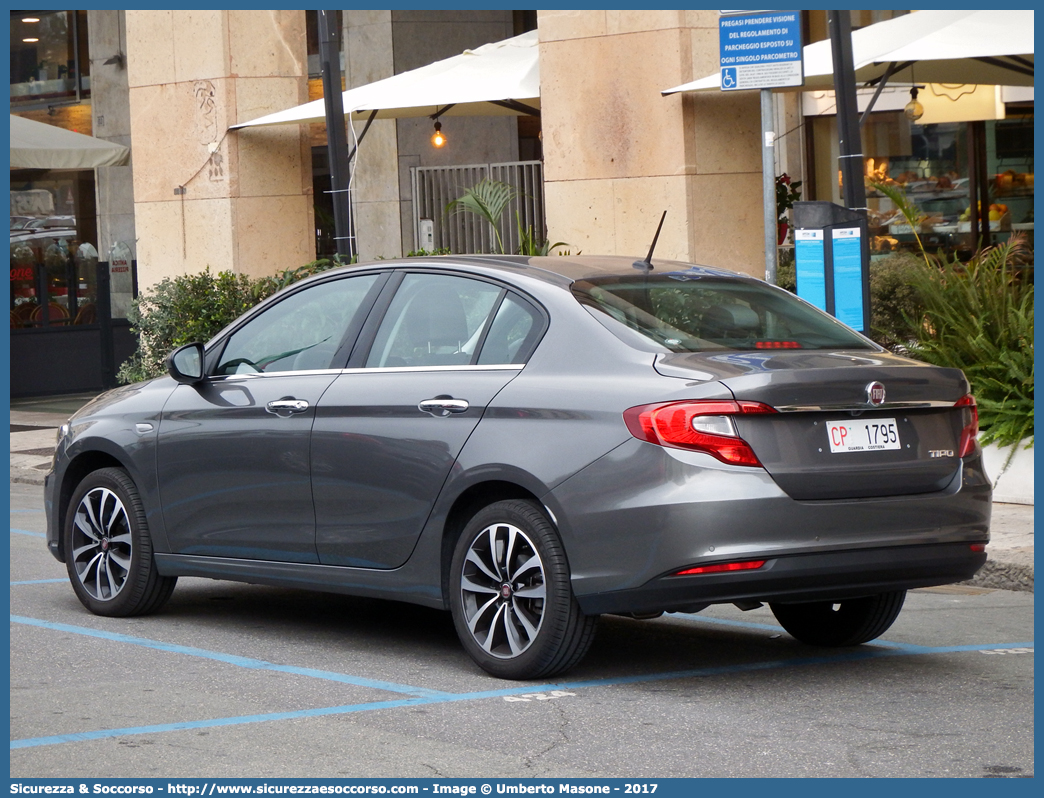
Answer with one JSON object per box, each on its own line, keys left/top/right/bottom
{"left": 575, "top": 542, "right": 987, "bottom": 615}
{"left": 549, "top": 439, "right": 992, "bottom": 608}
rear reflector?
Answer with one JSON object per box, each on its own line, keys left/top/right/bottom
{"left": 675, "top": 560, "right": 767, "bottom": 576}
{"left": 955, "top": 394, "right": 979, "bottom": 457}
{"left": 970, "top": 543, "right": 986, "bottom": 553}
{"left": 623, "top": 400, "right": 776, "bottom": 466}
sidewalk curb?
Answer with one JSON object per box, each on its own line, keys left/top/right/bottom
{"left": 964, "top": 560, "right": 1034, "bottom": 593}
{"left": 12, "top": 466, "right": 47, "bottom": 486}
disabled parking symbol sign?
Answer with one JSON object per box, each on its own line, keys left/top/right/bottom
{"left": 721, "top": 67, "right": 737, "bottom": 89}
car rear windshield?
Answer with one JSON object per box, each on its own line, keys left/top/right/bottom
{"left": 572, "top": 272, "right": 876, "bottom": 353}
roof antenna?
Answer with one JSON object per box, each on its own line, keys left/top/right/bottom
{"left": 633, "top": 210, "right": 666, "bottom": 272}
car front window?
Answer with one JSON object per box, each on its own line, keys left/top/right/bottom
{"left": 216, "top": 274, "right": 379, "bottom": 375}
{"left": 573, "top": 273, "right": 875, "bottom": 353}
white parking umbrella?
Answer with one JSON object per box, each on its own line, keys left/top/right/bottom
{"left": 9, "top": 114, "right": 130, "bottom": 169}
{"left": 232, "top": 30, "right": 540, "bottom": 129}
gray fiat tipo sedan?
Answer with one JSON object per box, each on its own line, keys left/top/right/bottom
{"left": 45, "top": 255, "right": 990, "bottom": 679}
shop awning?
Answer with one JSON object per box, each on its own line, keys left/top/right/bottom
{"left": 662, "top": 10, "right": 1035, "bottom": 95}
{"left": 232, "top": 30, "right": 539, "bottom": 130}
{"left": 9, "top": 114, "right": 130, "bottom": 169}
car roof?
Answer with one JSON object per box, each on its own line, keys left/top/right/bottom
{"left": 331, "top": 254, "right": 754, "bottom": 290}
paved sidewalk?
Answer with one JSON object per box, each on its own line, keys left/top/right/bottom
{"left": 10, "top": 394, "right": 1033, "bottom": 593}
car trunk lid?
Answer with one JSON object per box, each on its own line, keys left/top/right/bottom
{"left": 655, "top": 351, "right": 971, "bottom": 500}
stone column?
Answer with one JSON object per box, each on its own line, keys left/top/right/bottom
{"left": 344, "top": 11, "right": 402, "bottom": 260}
{"left": 125, "top": 10, "right": 313, "bottom": 288}
{"left": 538, "top": 10, "right": 765, "bottom": 276}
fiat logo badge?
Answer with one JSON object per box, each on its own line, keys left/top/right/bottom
{"left": 866, "top": 381, "right": 886, "bottom": 406}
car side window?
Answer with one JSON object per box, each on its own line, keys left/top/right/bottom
{"left": 365, "top": 274, "right": 502, "bottom": 368}
{"left": 216, "top": 274, "right": 379, "bottom": 375}
{"left": 477, "top": 293, "right": 544, "bottom": 365}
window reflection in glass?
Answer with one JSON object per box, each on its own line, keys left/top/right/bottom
{"left": 366, "top": 274, "right": 503, "bottom": 368}
{"left": 10, "top": 241, "right": 38, "bottom": 328}
{"left": 73, "top": 242, "right": 98, "bottom": 324}
{"left": 217, "top": 274, "right": 379, "bottom": 375}
{"left": 9, "top": 10, "right": 90, "bottom": 106}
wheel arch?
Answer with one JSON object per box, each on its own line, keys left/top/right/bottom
{"left": 439, "top": 480, "right": 542, "bottom": 607}
{"left": 54, "top": 448, "right": 129, "bottom": 562}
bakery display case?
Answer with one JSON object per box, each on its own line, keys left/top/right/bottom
{"left": 862, "top": 117, "right": 1033, "bottom": 260}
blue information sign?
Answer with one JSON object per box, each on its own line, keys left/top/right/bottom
{"left": 831, "top": 226, "right": 864, "bottom": 329}
{"left": 719, "top": 10, "right": 803, "bottom": 90}
{"left": 794, "top": 228, "right": 826, "bottom": 312}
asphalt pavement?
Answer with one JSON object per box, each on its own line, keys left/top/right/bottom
{"left": 9, "top": 392, "right": 1033, "bottom": 593}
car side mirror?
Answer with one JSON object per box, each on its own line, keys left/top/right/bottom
{"left": 167, "top": 342, "right": 206, "bottom": 385}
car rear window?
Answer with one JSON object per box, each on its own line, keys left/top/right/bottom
{"left": 572, "top": 272, "right": 875, "bottom": 353}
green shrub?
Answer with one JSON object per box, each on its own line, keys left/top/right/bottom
{"left": 868, "top": 252, "right": 927, "bottom": 351}
{"left": 116, "top": 258, "right": 344, "bottom": 385}
{"left": 905, "top": 236, "right": 1033, "bottom": 449}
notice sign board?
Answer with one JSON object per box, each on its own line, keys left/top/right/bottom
{"left": 719, "top": 11, "right": 803, "bottom": 91}
{"left": 831, "top": 227, "right": 864, "bottom": 330}
{"left": 792, "top": 201, "right": 872, "bottom": 334}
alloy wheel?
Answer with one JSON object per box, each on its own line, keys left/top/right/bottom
{"left": 459, "top": 522, "right": 546, "bottom": 659}
{"left": 70, "top": 486, "right": 133, "bottom": 602}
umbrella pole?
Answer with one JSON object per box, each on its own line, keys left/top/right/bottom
{"left": 319, "top": 10, "right": 356, "bottom": 261}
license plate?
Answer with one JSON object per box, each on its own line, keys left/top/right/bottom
{"left": 826, "top": 418, "right": 901, "bottom": 453}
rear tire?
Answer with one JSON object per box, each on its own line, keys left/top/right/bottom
{"left": 64, "top": 467, "right": 177, "bottom": 617}
{"left": 769, "top": 590, "right": 906, "bottom": 646}
{"left": 449, "top": 499, "right": 597, "bottom": 679}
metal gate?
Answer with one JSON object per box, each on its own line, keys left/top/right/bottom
{"left": 410, "top": 161, "right": 545, "bottom": 255}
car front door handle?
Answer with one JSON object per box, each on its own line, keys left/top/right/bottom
{"left": 266, "top": 398, "right": 309, "bottom": 415}
{"left": 418, "top": 397, "right": 470, "bottom": 417}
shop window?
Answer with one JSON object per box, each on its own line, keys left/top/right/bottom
{"left": 987, "top": 115, "right": 1034, "bottom": 252}
{"left": 9, "top": 10, "right": 90, "bottom": 108}
{"left": 10, "top": 168, "right": 99, "bottom": 328}
{"left": 809, "top": 111, "right": 1034, "bottom": 263}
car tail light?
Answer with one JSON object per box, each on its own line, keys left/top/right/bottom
{"left": 754, "top": 341, "right": 802, "bottom": 349}
{"left": 623, "top": 400, "right": 776, "bottom": 467}
{"left": 674, "top": 559, "right": 767, "bottom": 576}
{"left": 955, "top": 394, "right": 979, "bottom": 457}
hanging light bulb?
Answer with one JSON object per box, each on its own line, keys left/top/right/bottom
{"left": 904, "top": 86, "right": 924, "bottom": 122}
{"left": 431, "top": 120, "right": 446, "bottom": 149}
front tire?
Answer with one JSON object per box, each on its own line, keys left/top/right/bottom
{"left": 449, "top": 500, "right": 597, "bottom": 679}
{"left": 64, "top": 467, "right": 177, "bottom": 617}
{"left": 769, "top": 590, "right": 906, "bottom": 647}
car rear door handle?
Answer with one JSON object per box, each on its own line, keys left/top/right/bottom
{"left": 266, "top": 398, "right": 309, "bottom": 415}
{"left": 418, "top": 397, "right": 469, "bottom": 417}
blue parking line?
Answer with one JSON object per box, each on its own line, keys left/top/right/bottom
{"left": 11, "top": 579, "right": 66, "bottom": 585}
{"left": 10, "top": 698, "right": 431, "bottom": 750}
{"left": 10, "top": 615, "right": 451, "bottom": 698}
{"left": 10, "top": 639, "right": 1033, "bottom": 750}
{"left": 11, "top": 528, "right": 45, "bottom": 538}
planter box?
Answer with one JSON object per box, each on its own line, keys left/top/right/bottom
{"left": 981, "top": 439, "right": 1034, "bottom": 505}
